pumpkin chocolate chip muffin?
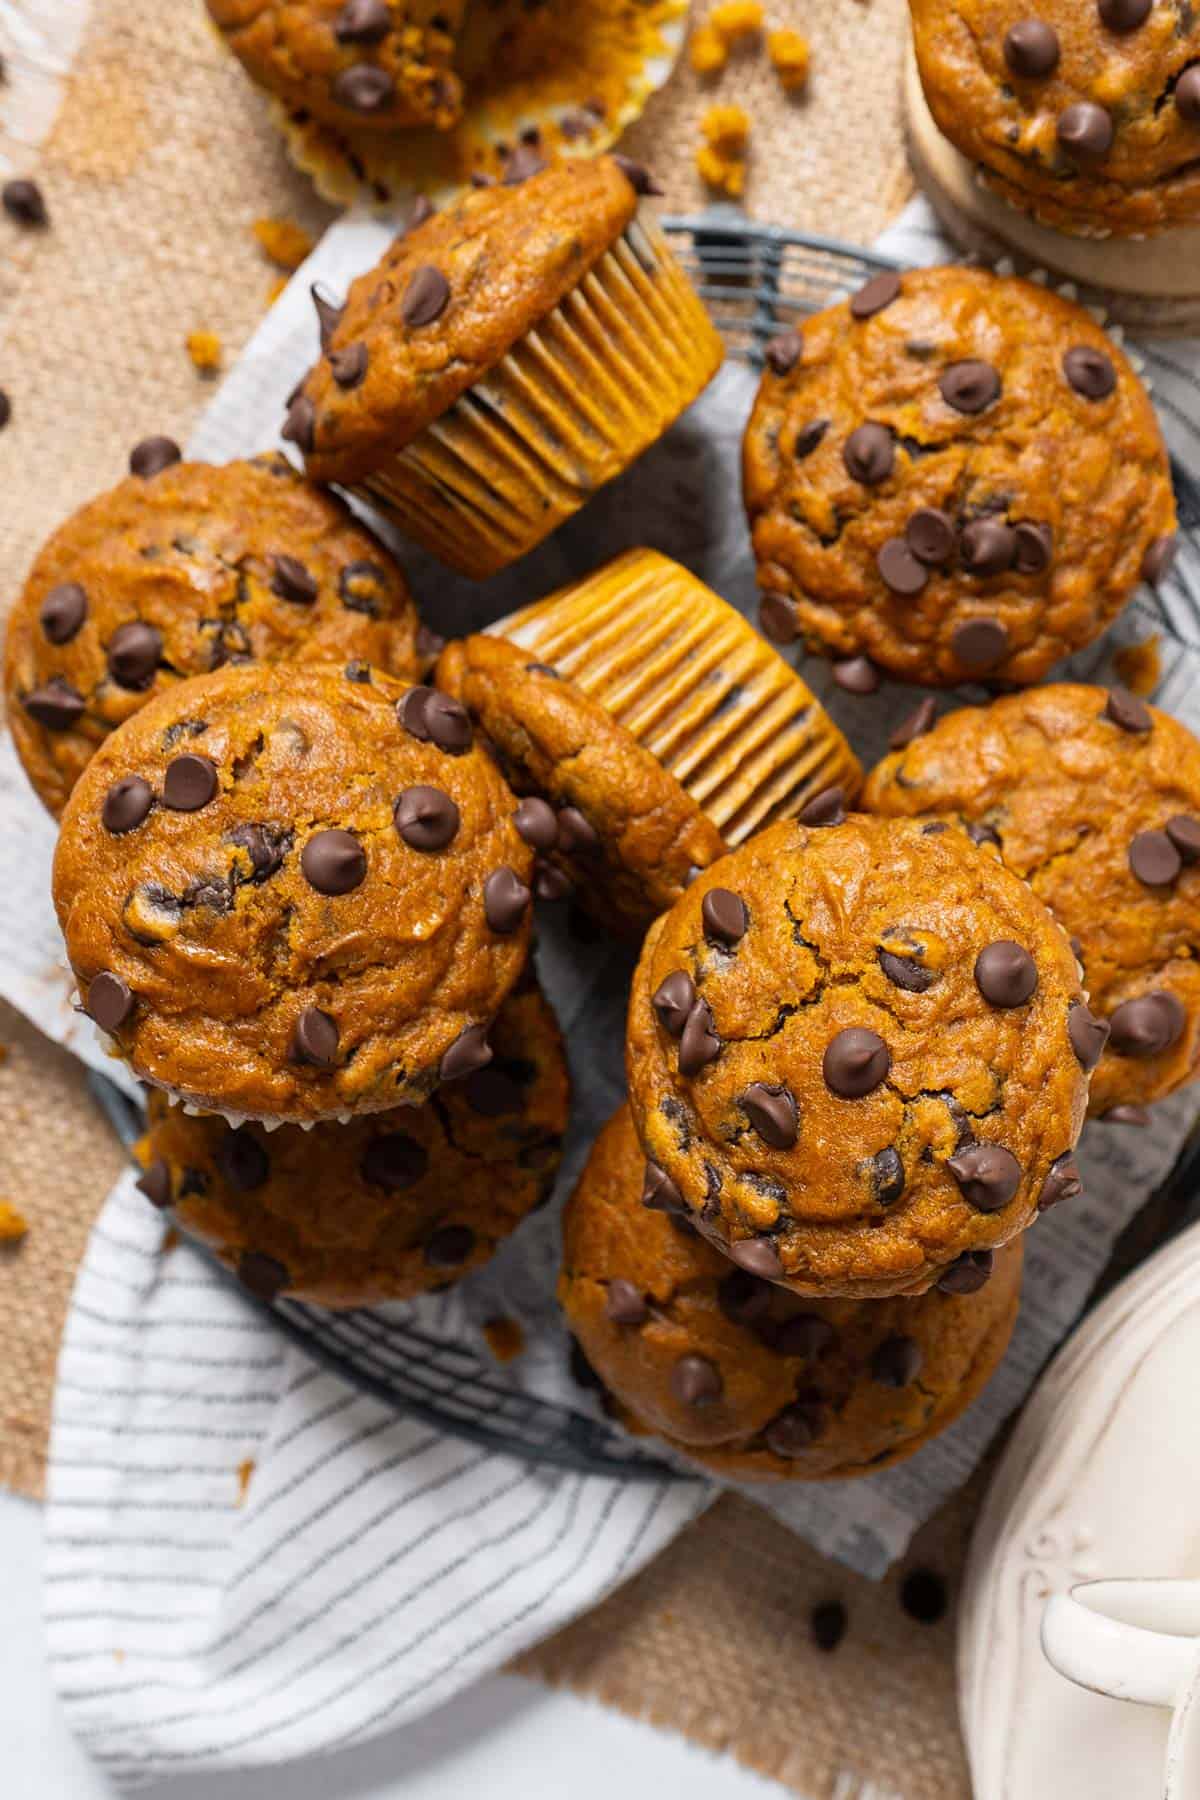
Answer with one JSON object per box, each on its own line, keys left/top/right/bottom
{"left": 5, "top": 448, "right": 425, "bottom": 819}
{"left": 206, "top": 0, "right": 465, "bottom": 134}
{"left": 136, "top": 976, "right": 569, "bottom": 1307}
{"left": 52, "top": 661, "right": 534, "bottom": 1125}
{"left": 626, "top": 813, "right": 1089, "bottom": 1299}
{"left": 436, "top": 550, "right": 862, "bottom": 934}
{"left": 743, "top": 264, "right": 1175, "bottom": 688}
{"left": 910, "top": 0, "right": 1200, "bottom": 237}
{"left": 864, "top": 682, "right": 1200, "bottom": 1118}
{"left": 283, "top": 156, "right": 724, "bottom": 578}
{"left": 561, "top": 1107, "right": 1023, "bottom": 1478}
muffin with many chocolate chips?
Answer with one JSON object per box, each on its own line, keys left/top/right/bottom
{"left": 910, "top": 0, "right": 1200, "bottom": 236}
{"left": 136, "top": 977, "right": 569, "bottom": 1306}
{"left": 52, "top": 661, "right": 534, "bottom": 1124}
{"left": 865, "top": 682, "right": 1200, "bottom": 1117}
{"left": 626, "top": 814, "right": 1089, "bottom": 1299}
{"left": 743, "top": 265, "right": 1175, "bottom": 688}
{"left": 206, "top": 0, "right": 465, "bottom": 134}
{"left": 5, "top": 449, "right": 424, "bottom": 817}
{"left": 561, "top": 1108, "right": 1024, "bottom": 1477}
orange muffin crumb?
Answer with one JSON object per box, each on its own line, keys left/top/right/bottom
{"left": 482, "top": 1316, "right": 526, "bottom": 1363}
{"left": 689, "top": 23, "right": 728, "bottom": 72}
{"left": 710, "top": 1, "right": 764, "bottom": 40}
{"left": 0, "top": 1201, "right": 29, "bottom": 1242}
{"left": 236, "top": 1458, "right": 255, "bottom": 1504}
{"left": 1113, "top": 635, "right": 1162, "bottom": 698}
{"left": 186, "top": 329, "right": 222, "bottom": 374}
{"left": 252, "top": 217, "right": 314, "bottom": 271}
{"left": 698, "top": 104, "right": 751, "bottom": 195}
{"left": 769, "top": 28, "right": 810, "bottom": 91}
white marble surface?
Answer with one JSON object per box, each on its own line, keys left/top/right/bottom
{"left": 1, "top": 1490, "right": 786, "bottom": 1799}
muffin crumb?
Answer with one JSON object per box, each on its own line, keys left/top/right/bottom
{"left": 769, "top": 28, "right": 810, "bottom": 91}
{"left": 0, "top": 1201, "right": 29, "bottom": 1243}
{"left": 688, "top": 24, "right": 728, "bottom": 74}
{"left": 698, "top": 105, "right": 751, "bottom": 196}
{"left": 236, "top": 1457, "right": 255, "bottom": 1505}
{"left": 482, "top": 1316, "right": 526, "bottom": 1363}
{"left": 1113, "top": 635, "right": 1161, "bottom": 697}
{"left": 186, "top": 329, "right": 222, "bottom": 375}
{"left": 709, "top": 1, "right": 764, "bottom": 40}
{"left": 252, "top": 217, "right": 314, "bottom": 271}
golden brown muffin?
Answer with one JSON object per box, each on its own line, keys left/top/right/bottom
{"left": 910, "top": 0, "right": 1200, "bottom": 236}
{"left": 283, "top": 157, "right": 724, "bottom": 577}
{"left": 53, "top": 661, "right": 534, "bottom": 1125}
{"left": 626, "top": 813, "right": 1090, "bottom": 1299}
{"left": 206, "top": 0, "right": 465, "bottom": 133}
{"left": 561, "top": 1107, "right": 1024, "bottom": 1479}
{"left": 136, "top": 977, "right": 569, "bottom": 1306}
{"left": 864, "top": 682, "right": 1200, "bottom": 1117}
{"left": 743, "top": 265, "right": 1176, "bottom": 688}
{"left": 4, "top": 449, "right": 425, "bottom": 819}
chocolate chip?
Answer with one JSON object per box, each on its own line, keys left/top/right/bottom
{"left": 292, "top": 1006, "right": 339, "bottom": 1068}
{"left": 231, "top": 823, "right": 289, "bottom": 879}
{"left": 271, "top": 554, "right": 318, "bottom": 605}
{"left": 1142, "top": 534, "right": 1179, "bottom": 585}
{"left": 440, "top": 1023, "right": 492, "bottom": 1082}
{"left": 612, "top": 154, "right": 663, "bottom": 196}
{"left": 2, "top": 178, "right": 47, "bottom": 226}
{"left": 1011, "top": 520, "right": 1053, "bottom": 576}
{"left": 136, "top": 1157, "right": 171, "bottom": 1209}
{"left": 823, "top": 1027, "right": 890, "bottom": 1098}
{"left": 794, "top": 419, "right": 828, "bottom": 459}
{"left": 702, "top": 887, "right": 748, "bottom": 946}
{"left": 102, "top": 775, "right": 154, "bottom": 834}
{"left": 975, "top": 940, "right": 1038, "bottom": 1007}
{"left": 1179, "top": 65, "right": 1200, "bottom": 121}
{"left": 741, "top": 1082, "right": 798, "bottom": 1149}
{"left": 679, "top": 998, "right": 722, "bottom": 1077}
{"left": 906, "top": 508, "right": 956, "bottom": 566}
{"left": 875, "top": 533, "right": 928, "bottom": 598}
{"left": 401, "top": 265, "right": 450, "bottom": 327}
{"left": 502, "top": 144, "right": 548, "bottom": 183}
{"left": 871, "top": 1334, "right": 923, "bottom": 1387}
{"left": 106, "top": 620, "right": 162, "bottom": 690}
{"left": 311, "top": 283, "right": 345, "bottom": 349}
{"left": 334, "top": 0, "right": 391, "bottom": 41}
{"left": 960, "top": 518, "right": 1016, "bottom": 578}
{"left": 361, "top": 1132, "right": 428, "bottom": 1190}
{"left": 727, "top": 1237, "right": 784, "bottom": 1280}
{"left": 759, "top": 591, "right": 799, "bottom": 644}
{"left": 843, "top": 422, "right": 894, "bottom": 485}
{"left": 557, "top": 806, "right": 599, "bottom": 854}
{"left": 129, "top": 435, "right": 181, "bottom": 478}
{"left": 525, "top": 661, "right": 560, "bottom": 678}
{"left": 215, "top": 1128, "right": 270, "bottom": 1192}
{"left": 394, "top": 785, "right": 460, "bottom": 852}
{"left": 670, "top": 1354, "right": 723, "bottom": 1407}
{"left": 939, "top": 360, "right": 1001, "bottom": 414}
{"left": 652, "top": 970, "right": 696, "bottom": 1037}
{"left": 718, "top": 1268, "right": 773, "bottom": 1324}
{"left": 765, "top": 1403, "right": 823, "bottom": 1456}
{"left": 87, "top": 971, "right": 133, "bottom": 1033}
{"left": 967, "top": 822, "right": 1002, "bottom": 851}
{"left": 1004, "top": 18, "right": 1060, "bottom": 75}
{"left": 937, "top": 1249, "right": 994, "bottom": 1294}
{"left": 22, "top": 677, "right": 84, "bottom": 730}
{"left": 871, "top": 1145, "right": 906, "bottom": 1204}
{"left": 238, "top": 1251, "right": 289, "bottom": 1301}
{"left": 946, "top": 1142, "right": 1021, "bottom": 1211}
{"left": 900, "top": 1568, "right": 947, "bottom": 1624}
{"left": 329, "top": 342, "right": 368, "bottom": 389}
{"left": 1130, "top": 829, "right": 1182, "bottom": 887}
{"left": 163, "top": 752, "right": 218, "bottom": 811}
{"left": 1103, "top": 1103, "right": 1153, "bottom": 1126}
{"left": 889, "top": 697, "right": 937, "bottom": 749}
{"left": 1109, "top": 991, "right": 1186, "bottom": 1056}
{"left": 513, "top": 796, "right": 558, "bottom": 852}
{"left": 301, "top": 827, "right": 366, "bottom": 892}
{"left": 877, "top": 949, "right": 934, "bottom": 993}
{"left": 1105, "top": 685, "right": 1153, "bottom": 733}
{"left": 1058, "top": 102, "right": 1115, "bottom": 160}
{"left": 832, "top": 655, "right": 880, "bottom": 695}
{"left": 798, "top": 784, "right": 845, "bottom": 827}
{"left": 605, "top": 1278, "right": 649, "bottom": 1325}
{"left": 811, "top": 1601, "right": 848, "bottom": 1653}
{"left": 765, "top": 328, "right": 802, "bottom": 376}
{"left": 1069, "top": 1004, "right": 1110, "bottom": 1070}
{"left": 484, "top": 865, "right": 531, "bottom": 932}
{"left": 281, "top": 394, "right": 315, "bottom": 453}
{"left": 332, "top": 63, "right": 396, "bottom": 112}
{"left": 396, "top": 685, "right": 472, "bottom": 752}
{"left": 1063, "top": 343, "right": 1117, "bottom": 398}
{"left": 1099, "top": 0, "right": 1151, "bottom": 29}
{"left": 1166, "top": 814, "right": 1200, "bottom": 862}
{"left": 1038, "top": 1152, "right": 1083, "bottom": 1212}
{"left": 535, "top": 862, "right": 573, "bottom": 902}
{"left": 952, "top": 617, "right": 1009, "bottom": 673}
{"left": 772, "top": 1314, "right": 837, "bottom": 1358}
{"left": 850, "top": 271, "right": 901, "bottom": 319}
{"left": 642, "top": 1161, "right": 684, "bottom": 1213}
{"left": 40, "top": 581, "right": 87, "bottom": 644}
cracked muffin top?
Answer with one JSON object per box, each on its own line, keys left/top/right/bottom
{"left": 864, "top": 682, "right": 1200, "bottom": 1117}
{"left": 560, "top": 1107, "right": 1023, "bottom": 1479}
{"left": 911, "top": 0, "right": 1200, "bottom": 235}
{"left": 743, "top": 265, "right": 1175, "bottom": 688}
{"left": 5, "top": 449, "right": 424, "bottom": 818}
{"left": 206, "top": 0, "right": 466, "bottom": 134}
{"left": 137, "top": 976, "right": 569, "bottom": 1307}
{"left": 626, "top": 813, "right": 1090, "bottom": 1299}
{"left": 52, "top": 661, "right": 534, "bottom": 1124}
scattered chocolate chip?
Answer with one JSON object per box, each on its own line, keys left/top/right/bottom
{"left": 301, "top": 827, "right": 366, "bottom": 892}
{"left": 612, "top": 154, "right": 663, "bottom": 195}
{"left": 773, "top": 1314, "right": 837, "bottom": 1359}
{"left": 336, "top": 559, "right": 386, "bottom": 616}
{"left": 975, "top": 940, "right": 1038, "bottom": 1007}
{"left": 727, "top": 1237, "right": 784, "bottom": 1280}
{"left": 652, "top": 970, "right": 696, "bottom": 1037}
{"left": 605, "top": 1278, "right": 649, "bottom": 1325}
{"left": 889, "top": 696, "right": 937, "bottom": 749}
{"left": 718, "top": 1268, "right": 773, "bottom": 1324}
{"left": 396, "top": 685, "right": 472, "bottom": 752}
{"left": 484, "top": 865, "right": 531, "bottom": 932}
{"left": 798, "top": 784, "right": 846, "bottom": 827}
{"left": 900, "top": 1568, "right": 948, "bottom": 1624}
{"left": 1013, "top": 521, "right": 1054, "bottom": 575}
{"left": 230, "top": 823, "right": 289, "bottom": 879}
{"left": 642, "top": 1161, "right": 684, "bottom": 1214}
{"left": 765, "top": 1402, "right": 823, "bottom": 1456}
{"left": 136, "top": 1157, "right": 171, "bottom": 1209}
{"left": 215, "top": 1128, "right": 270, "bottom": 1192}
{"left": 871, "top": 1144, "right": 906, "bottom": 1204}
{"left": 765, "top": 328, "right": 803, "bottom": 376}
{"left": 1068, "top": 1004, "right": 1110, "bottom": 1070}
{"left": 238, "top": 1251, "right": 289, "bottom": 1300}
{"left": 329, "top": 342, "right": 368, "bottom": 389}
{"left": 832, "top": 655, "right": 880, "bottom": 695}
{"left": 102, "top": 775, "right": 154, "bottom": 835}
{"left": 671, "top": 1354, "right": 723, "bottom": 1407}
{"left": 878, "top": 948, "right": 935, "bottom": 992}
{"left": 1130, "top": 828, "right": 1182, "bottom": 887}
{"left": 1038, "top": 1152, "right": 1083, "bottom": 1212}
{"left": 877, "top": 536, "right": 928, "bottom": 596}
{"left": 282, "top": 394, "right": 315, "bottom": 453}
{"left": 871, "top": 1334, "right": 923, "bottom": 1387}
{"left": 394, "top": 785, "right": 460, "bottom": 852}
{"left": 960, "top": 518, "right": 1016, "bottom": 578}
{"left": 87, "top": 971, "right": 133, "bottom": 1033}
{"left": 129, "top": 435, "right": 181, "bottom": 478}
{"left": 557, "top": 806, "right": 599, "bottom": 854}
{"left": 939, "top": 360, "right": 1001, "bottom": 414}
{"left": 1004, "top": 17, "right": 1060, "bottom": 76}
{"left": 702, "top": 887, "right": 748, "bottom": 946}
{"left": 311, "top": 283, "right": 344, "bottom": 349}
{"left": 1063, "top": 343, "right": 1117, "bottom": 398}
{"left": 794, "top": 418, "right": 828, "bottom": 459}
{"left": 937, "top": 1249, "right": 994, "bottom": 1294}
{"left": 534, "top": 862, "right": 573, "bottom": 901}
{"left": 952, "top": 617, "right": 1010, "bottom": 673}
{"left": 502, "top": 144, "right": 548, "bottom": 184}
{"left": 1099, "top": 0, "right": 1151, "bottom": 29}
{"left": 679, "top": 998, "right": 722, "bottom": 1077}
{"left": 292, "top": 1006, "right": 339, "bottom": 1068}
{"left": 22, "top": 677, "right": 85, "bottom": 731}
{"left": 1104, "top": 685, "right": 1153, "bottom": 733}
{"left": 40, "top": 581, "right": 87, "bottom": 644}
{"left": 106, "top": 620, "right": 163, "bottom": 690}
{"left": 1058, "top": 102, "right": 1115, "bottom": 160}
{"left": 906, "top": 508, "right": 956, "bottom": 566}
{"left": 267, "top": 558, "right": 317, "bottom": 613}
{"left": 440, "top": 1023, "right": 492, "bottom": 1082}
{"left": 1109, "top": 991, "right": 1186, "bottom": 1057}
{"left": 334, "top": 0, "right": 391, "bottom": 41}
{"left": 1178, "top": 65, "right": 1200, "bottom": 121}
{"left": 2, "top": 178, "right": 47, "bottom": 226}
{"left": 513, "top": 796, "right": 558, "bottom": 852}
{"left": 1102, "top": 1103, "right": 1153, "bottom": 1126}
{"left": 400, "top": 265, "right": 450, "bottom": 329}
{"left": 759, "top": 591, "right": 799, "bottom": 644}
{"left": 361, "top": 1131, "right": 428, "bottom": 1190}
{"left": 850, "top": 271, "right": 901, "bottom": 319}
{"left": 946, "top": 1142, "right": 1021, "bottom": 1212}
{"left": 968, "top": 822, "right": 1003, "bottom": 850}
{"left": 1166, "top": 814, "right": 1200, "bottom": 862}
{"left": 823, "top": 1027, "right": 890, "bottom": 1098}
{"left": 332, "top": 62, "right": 396, "bottom": 113}
{"left": 843, "top": 422, "right": 894, "bottom": 485}
{"left": 162, "top": 752, "right": 217, "bottom": 811}
{"left": 811, "top": 1601, "right": 848, "bottom": 1653}
{"left": 741, "top": 1082, "right": 798, "bottom": 1149}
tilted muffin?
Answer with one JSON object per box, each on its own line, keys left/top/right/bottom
{"left": 626, "top": 813, "right": 1090, "bottom": 1299}
{"left": 52, "top": 662, "right": 534, "bottom": 1124}
{"left": 136, "top": 976, "right": 569, "bottom": 1306}
{"left": 561, "top": 1107, "right": 1024, "bottom": 1479}
{"left": 864, "top": 683, "right": 1200, "bottom": 1117}
{"left": 5, "top": 447, "right": 425, "bottom": 818}
{"left": 436, "top": 550, "right": 862, "bottom": 933}
{"left": 206, "top": 0, "right": 465, "bottom": 134}
{"left": 910, "top": 0, "right": 1200, "bottom": 237}
{"left": 283, "top": 156, "right": 724, "bottom": 578}
{"left": 743, "top": 265, "right": 1176, "bottom": 688}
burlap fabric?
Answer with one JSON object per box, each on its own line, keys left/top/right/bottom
{"left": 0, "top": 4, "right": 969, "bottom": 1795}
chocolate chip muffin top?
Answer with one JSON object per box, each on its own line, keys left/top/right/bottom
{"left": 138, "top": 976, "right": 569, "bottom": 1307}
{"left": 626, "top": 813, "right": 1089, "bottom": 1298}
{"left": 207, "top": 0, "right": 465, "bottom": 134}
{"left": 286, "top": 156, "right": 644, "bottom": 486}
{"left": 52, "top": 661, "right": 534, "bottom": 1124}
{"left": 5, "top": 450, "right": 424, "bottom": 819}
{"left": 436, "top": 633, "right": 726, "bottom": 935}
{"left": 561, "top": 1107, "right": 1023, "bottom": 1477}
{"left": 911, "top": 0, "right": 1200, "bottom": 235}
{"left": 743, "top": 265, "right": 1175, "bottom": 687}
{"left": 864, "top": 682, "right": 1200, "bottom": 1116}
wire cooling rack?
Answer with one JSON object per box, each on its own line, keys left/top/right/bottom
{"left": 89, "top": 211, "right": 1200, "bottom": 1480}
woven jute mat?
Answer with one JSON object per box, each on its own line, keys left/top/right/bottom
{"left": 0, "top": 4, "right": 971, "bottom": 1795}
